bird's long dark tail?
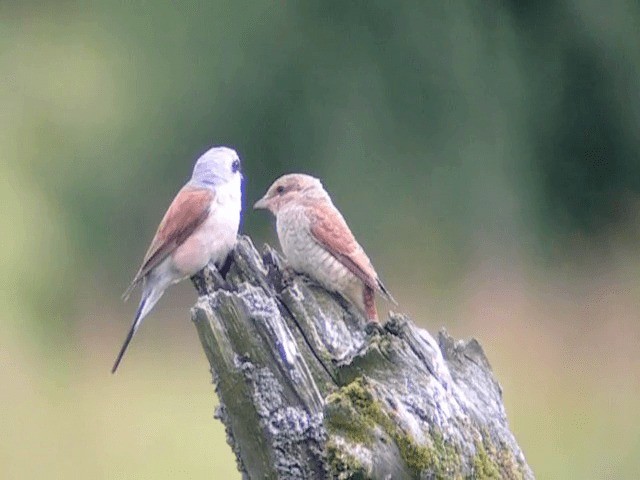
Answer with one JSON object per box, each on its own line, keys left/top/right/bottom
{"left": 111, "top": 283, "right": 166, "bottom": 374}
{"left": 111, "top": 298, "right": 146, "bottom": 374}
{"left": 377, "top": 279, "right": 398, "bottom": 306}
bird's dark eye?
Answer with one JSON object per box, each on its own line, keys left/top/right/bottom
{"left": 276, "top": 185, "right": 285, "bottom": 195}
{"left": 231, "top": 159, "right": 240, "bottom": 173}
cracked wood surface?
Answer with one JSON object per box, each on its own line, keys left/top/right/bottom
{"left": 191, "top": 235, "right": 534, "bottom": 479}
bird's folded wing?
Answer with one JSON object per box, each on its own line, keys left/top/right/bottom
{"left": 309, "top": 202, "right": 395, "bottom": 303}
{"left": 123, "top": 186, "right": 214, "bottom": 298}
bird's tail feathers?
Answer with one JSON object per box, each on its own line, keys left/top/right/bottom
{"left": 111, "top": 285, "right": 165, "bottom": 374}
{"left": 122, "top": 275, "right": 143, "bottom": 302}
{"left": 377, "top": 279, "right": 398, "bottom": 306}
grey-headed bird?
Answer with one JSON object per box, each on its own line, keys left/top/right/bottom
{"left": 254, "top": 174, "right": 395, "bottom": 322}
{"left": 112, "top": 146, "right": 242, "bottom": 373}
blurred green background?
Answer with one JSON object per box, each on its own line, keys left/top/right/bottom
{"left": 2, "top": 1, "right": 639, "bottom": 478}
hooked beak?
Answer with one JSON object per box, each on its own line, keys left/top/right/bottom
{"left": 253, "top": 196, "right": 269, "bottom": 210}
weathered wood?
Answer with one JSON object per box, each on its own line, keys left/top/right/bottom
{"left": 191, "top": 236, "right": 534, "bottom": 479}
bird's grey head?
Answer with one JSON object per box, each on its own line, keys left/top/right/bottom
{"left": 190, "top": 146, "right": 242, "bottom": 188}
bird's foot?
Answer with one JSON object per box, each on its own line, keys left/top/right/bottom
{"left": 365, "top": 320, "right": 385, "bottom": 336}
{"left": 198, "top": 262, "right": 231, "bottom": 291}
{"left": 218, "top": 253, "right": 234, "bottom": 278}
{"left": 281, "top": 266, "right": 298, "bottom": 288}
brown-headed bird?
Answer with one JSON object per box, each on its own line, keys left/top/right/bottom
{"left": 112, "top": 146, "right": 242, "bottom": 373}
{"left": 254, "top": 174, "right": 396, "bottom": 322}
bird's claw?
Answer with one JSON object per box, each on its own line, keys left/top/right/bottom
{"left": 365, "top": 320, "right": 385, "bottom": 336}
{"left": 281, "top": 266, "right": 298, "bottom": 287}
{"left": 200, "top": 263, "right": 231, "bottom": 291}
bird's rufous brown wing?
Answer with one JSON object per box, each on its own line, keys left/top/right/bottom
{"left": 308, "top": 201, "right": 396, "bottom": 304}
{"left": 123, "top": 186, "right": 214, "bottom": 299}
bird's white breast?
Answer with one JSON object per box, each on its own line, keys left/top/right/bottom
{"left": 206, "top": 176, "right": 242, "bottom": 264}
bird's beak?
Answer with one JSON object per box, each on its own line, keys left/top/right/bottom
{"left": 253, "top": 196, "right": 269, "bottom": 210}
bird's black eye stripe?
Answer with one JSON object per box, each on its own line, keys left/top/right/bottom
{"left": 276, "top": 185, "right": 285, "bottom": 194}
{"left": 231, "top": 159, "right": 240, "bottom": 173}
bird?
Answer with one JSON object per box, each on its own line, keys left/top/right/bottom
{"left": 111, "top": 146, "right": 243, "bottom": 373}
{"left": 254, "top": 173, "right": 396, "bottom": 322}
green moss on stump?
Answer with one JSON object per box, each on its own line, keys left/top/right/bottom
{"left": 472, "top": 439, "right": 501, "bottom": 479}
{"left": 471, "top": 433, "right": 526, "bottom": 480}
{"left": 324, "top": 377, "right": 463, "bottom": 478}
{"left": 326, "top": 439, "right": 368, "bottom": 480}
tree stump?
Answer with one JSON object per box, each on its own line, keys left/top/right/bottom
{"left": 191, "top": 236, "right": 533, "bottom": 480}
